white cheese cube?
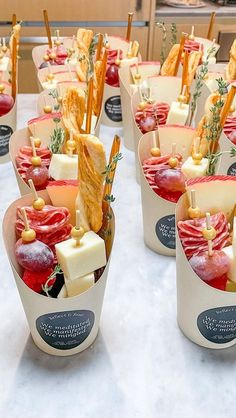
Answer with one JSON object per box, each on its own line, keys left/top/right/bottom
{"left": 65, "top": 273, "right": 95, "bottom": 297}
{"left": 55, "top": 231, "right": 106, "bottom": 281}
{"left": 181, "top": 156, "right": 209, "bottom": 179}
{"left": 222, "top": 245, "right": 236, "bottom": 283}
{"left": 120, "top": 57, "right": 138, "bottom": 68}
{"left": 49, "top": 154, "right": 78, "bottom": 180}
{"left": 166, "top": 101, "right": 189, "bottom": 126}
{"left": 57, "top": 285, "right": 68, "bottom": 298}
{"left": 0, "top": 57, "right": 9, "bottom": 72}
{"left": 42, "top": 79, "right": 58, "bottom": 90}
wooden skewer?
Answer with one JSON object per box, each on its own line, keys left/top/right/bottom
{"left": 43, "top": 9, "right": 52, "bottom": 49}
{"left": 28, "top": 179, "right": 38, "bottom": 201}
{"left": 171, "top": 142, "right": 177, "bottom": 156}
{"left": 21, "top": 207, "right": 30, "bottom": 230}
{"left": 71, "top": 210, "right": 85, "bottom": 246}
{"left": 95, "top": 49, "right": 107, "bottom": 122}
{"left": 11, "top": 36, "right": 17, "bottom": 101}
{"left": 207, "top": 12, "right": 216, "bottom": 41}
{"left": 96, "top": 33, "right": 103, "bottom": 61}
{"left": 30, "top": 136, "right": 37, "bottom": 157}
{"left": 126, "top": 12, "right": 134, "bottom": 42}
{"left": 85, "top": 77, "right": 94, "bottom": 134}
{"left": 206, "top": 212, "right": 213, "bottom": 256}
{"left": 12, "top": 14, "right": 17, "bottom": 27}
{"left": 174, "top": 32, "right": 187, "bottom": 77}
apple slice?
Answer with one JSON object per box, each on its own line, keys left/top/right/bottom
{"left": 46, "top": 180, "right": 78, "bottom": 226}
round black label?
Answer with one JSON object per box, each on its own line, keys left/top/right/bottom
{"left": 155, "top": 215, "right": 176, "bottom": 249}
{"left": 227, "top": 163, "right": 236, "bottom": 176}
{"left": 104, "top": 95, "right": 122, "bottom": 122}
{"left": 197, "top": 306, "right": 236, "bottom": 344}
{"left": 36, "top": 309, "right": 95, "bottom": 350}
{"left": 0, "top": 125, "right": 13, "bottom": 156}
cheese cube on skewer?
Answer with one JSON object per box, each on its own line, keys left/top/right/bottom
{"left": 49, "top": 154, "right": 78, "bottom": 180}
{"left": 166, "top": 101, "right": 189, "bottom": 126}
{"left": 222, "top": 245, "right": 236, "bottom": 283}
{"left": 55, "top": 231, "right": 106, "bottom": 281}
{"left": 65, "top": 273, "right": 95, "bottom": 297}
{"left": 181, "top": 156, "right": 209, "bottom": 179}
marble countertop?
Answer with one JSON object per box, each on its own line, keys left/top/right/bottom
{"left": 1, "top": 94, "right": 236, "bottom": 418}
{"left": 156, "top": 0, "right": 236, "bottom": 17}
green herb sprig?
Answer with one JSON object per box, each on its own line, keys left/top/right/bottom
{"left": 42, "top": 264, "right": 63, "bottom": 297}
{"left": 48, "top": 120, "right": 65, "bottom": 154}
{"left": 170, "top": 23, "right": 177, "bottom": 46}
{"left": 156, "top": 22, "right": 167, "bottom": 66}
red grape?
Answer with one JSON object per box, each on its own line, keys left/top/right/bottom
{"left": 154, "top": 168, "right": 186, "bottom": 193}
{"left": 15, "top": 239, "right": 54, "bottom": 272}
{"left": 139, "top": 115, "right": 156, "bottom": 133}
{"left": 189, "top": 250, "right": 230, "bottom": 285}
{"left": 25, "top": 165, "right": 49, "bottom": 190}
{"left": 229, "top": 130, "right": 236, "bottom": 145}
{"left": 106, "top": 65, "right": 119, "bottom": 87}
{"left": 0, "top": 93, "right": 14, "bottom": 116}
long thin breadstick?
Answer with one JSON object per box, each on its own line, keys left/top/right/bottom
{"left": 126, "top": 12, "right": 134, "bottom": 42}
{"left": 181, "top": 50, "right": 189, "bottom": 95}
{"left": 12, "top": 14, "right": 17, "bottom": 27}
{"left": 207, "top": 12, "right": 216, "bottom": 40}
{"left": 11, "top": 36, "right": 17, "bottom": 101}
{"left": 43, "top": 9, "right": 52, "bottom": 49}
{"left": 85, "top": 77, "right": 94, "bottom": 134}
{"left": 96, "top": 33, "right": 103, "bottom": 61}
{"left": 96, "top": 49, "right": 107, "bottom": 122}
{"left": 174, "top": 32, "right": 187, "bottom": 77}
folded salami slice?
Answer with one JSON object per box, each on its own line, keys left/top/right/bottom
{"left": 142, "top": 153, "right": 183, "bottom": 203}
{"left": 16, "top": 146, "right": 51, "bottom": 180}
{"left": 135, "top": 102, "right": 170, "bottom": 134}
{"left": 178, "top": 212, "right": 230, "bottom": 259}
{"left": 223, "top": 116, "right": 236, "bottom": 143}
{"left": 15, "top": 205, "right": 72, "bottom": 255}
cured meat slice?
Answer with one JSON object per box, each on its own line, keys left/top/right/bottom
{"left": 178, "top": 212, "right": 230, "bottom": 258}
{"left": 16, "top": 146, "right": 51, "bottom": 180}
{"left": 142, "top": 153, "right": 183, "bottom": 203}
{"left": 223, "top": 116, "right": 236, "bottom": 143}
{"left": 15, "top": 205, "right": 72, "bottom": 255}
{"left": 135, "top": 102, "right": 170, "bottom": 134}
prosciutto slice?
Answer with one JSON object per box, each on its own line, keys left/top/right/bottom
{"left": 178, "top": 212, "right": 229, "bottom": 259}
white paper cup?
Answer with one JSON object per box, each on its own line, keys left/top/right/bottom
{"left": 138, "top": 126, "right": 196, "bottom": 256}
{"left": 132, "top": 76, "right": 183, "bottom": 183}
{"left": 176, "top": 176, "right": 236, "bottom": 349}
{"left": 0, "top": 95, "right": 17, "bottom": 164}
{"left": 217, "top": 130, "right": 236, "bottom": 176}
{"left": 119, "top": 61, "right": 161, "bottom": 151}
{"left": 100, "top": 36, "right": 141, "bottom": 127}
{"left": 3, "top": 190, "right": 115, "bottom": 356}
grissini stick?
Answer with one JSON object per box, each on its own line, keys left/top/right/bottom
{"left": 126, "top": 12, "right": 134, "bottom": 42}
{"left": 207, "top": 12, "right": 216, "bottom": 41}
{"left": 43, "top": 9, "right": 52, "bottom": 49}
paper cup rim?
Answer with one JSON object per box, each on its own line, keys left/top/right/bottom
{"left": 130, "top": 61, "right": 161, "bottom": 68}
{"left": 159, "top": 124, "right": 196, "bottom": 132}
{"left": 28, "top": 112, "right": 62, "bottom": 126}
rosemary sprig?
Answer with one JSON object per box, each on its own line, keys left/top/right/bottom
{"left": 48, "top": 89, "right": 60, "bottom": 112}
{"left": 189, "top": 45, "right": 216, "bottom": 125}
{"left": 42, "top": 264, "right": 63, "bottom": 297}
{"left": 103, "top": 152, "right": 123, "bottom": 203}
{"left": 156, "top": 22, "right": 167, "bottom": 66}
{"left": 205, "top": 78, "right": 229, "bottom": 175}
{"left": 87, "top": 34, "right": 99, "bottom": 80}
{"left": 206, "top": 146, "right": 236, "bottom": 176}
{"left": 170, "top": 23, "right": 177, "bottom": 46}
{"left": 48, "top": 121, "right": 65, "bottom": 154}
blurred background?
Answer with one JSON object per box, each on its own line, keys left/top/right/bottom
{"left": 0, "top": 0, "right": 235, "bottom": 92}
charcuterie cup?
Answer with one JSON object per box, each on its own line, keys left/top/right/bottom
{"left": 138, "top": 125, "right": 196, "bottom": 256}
{"left": 176, "top": 176, "right": 236, "bottom": 349}
{"left": 9, "top": 116, "right": 63, "bottom": 195}
{"left": 38, "top": 65, "right": 77, "bottom": 92}
{"left": 0, "top": 82, "right": 17, "bottom": 164}
{"left": 3, "top": 190, "right": 115, "bottom": 356}
{"left": 119, "top": 61, "right": 160, "bottom": 151}
{"left": 132, "top": 76, "right": 182, "bottom": 183}
{"left": 101, "top": 36, "right": 140, "bottom": 127}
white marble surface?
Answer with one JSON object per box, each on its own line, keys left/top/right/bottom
{"left": 0, "top": 95, "right": 236, "bottom": 418}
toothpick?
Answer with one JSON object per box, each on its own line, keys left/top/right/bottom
{"left": 30, "top": 136, "right": 37, "bottom": 157}
{"left": 76, "top": 210, "right": 81, "bottom": 229}
{"left": 67, "top": 63, "right": 73, "bottom": 81}
{"left": 171, "top": 143, "right": 177, "bottom": 156}
{"left": 126, "top": 12, "right": 134, "bottom": 42}
{"left": 190, "top": 189, "right": 196, "bottom": 209}
{"left": 21, "top": 207, "right": 30, "bottom": 231}
{"left": 206, "top": 212, "right": 214, "bottom": 256}
{"left": 191, "top": 26, "right": 194, "bottom": 38}
{"left": 28, "top": 179, "right": 38, "bottom": 201}
{"left": 56, "top": 29, "right": 60, "bottom": 42}
{"left": 2, "top": 38, "right": 6, "bottom": 48}
{"left": 152, "top": 130, "right": 158, "bottom": 148}
{"left": 11, "top": 36, "right": 17, "bottom": 101}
